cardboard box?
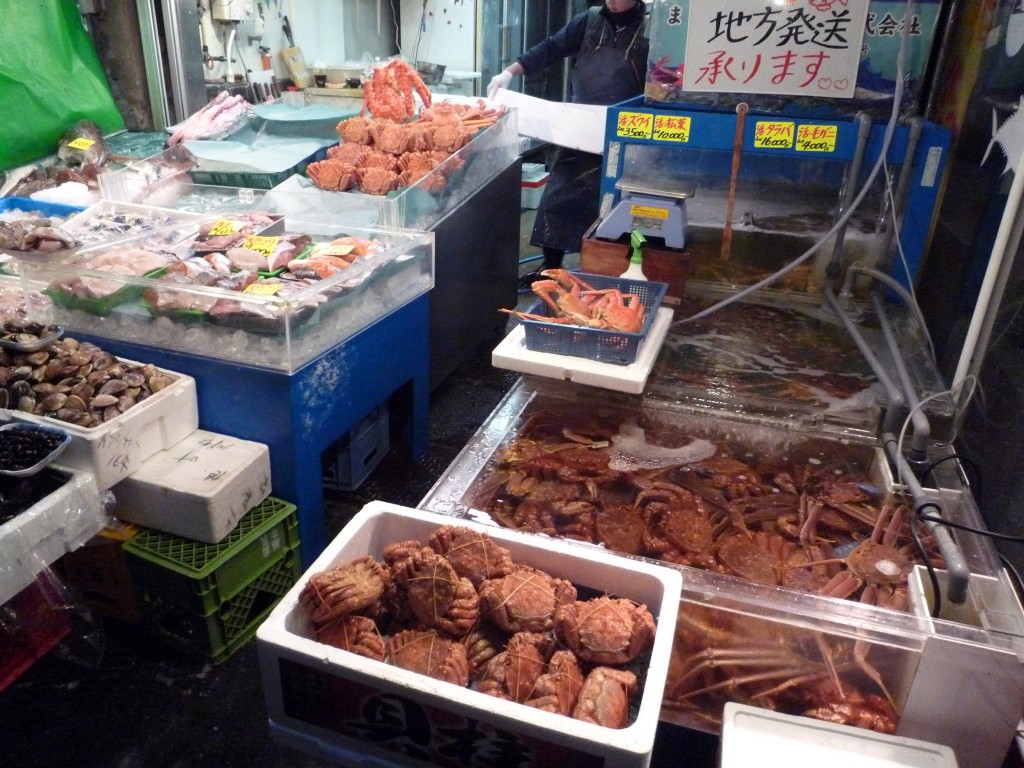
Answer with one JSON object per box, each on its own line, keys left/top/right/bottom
{"left": 257, "top": 502, "right": 682, "bottom": 768}
{"left": 112, "top": 429, "right": 272, "bottom": 544}
{"left": 8, "top": 362, "right": 198, "bottom": 491}
{"left": 646, "top": 0, "right": 943, "bottom": 119}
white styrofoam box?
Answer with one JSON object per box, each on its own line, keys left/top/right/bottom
{"left": 257, "top": 502, "right": 682, "bottom": 768}
{"left": 493, "top": 307, "right": 673, "bottom": 394}
{"left": 111, "top": 429, "right": 271, "bottom": 543}
{"left": 0, "top": 467, "right": 106, "bottom": 605}
{"left": 721, "top": 703, "right": 958, "bottom": 768}
{"left": 8, "top": 362, "right": 198, "bottom": 491}
{"left": 521, "top": 171, "right": 549, "bottom": 209}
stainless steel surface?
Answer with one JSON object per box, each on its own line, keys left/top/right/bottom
{"left": 135, "top": 0, "right": 169, "bottom": 130}
{"left": 157, "top": 0, "right": 208, "bottom": 123}
{"left": 615, "top": 176, "right": 696, "bottom": 200}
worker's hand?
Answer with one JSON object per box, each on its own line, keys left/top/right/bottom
{"left": 487, "top": 70, "right": 514, "bottom": 100}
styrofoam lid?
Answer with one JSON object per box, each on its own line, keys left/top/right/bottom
{"left": 721, "top": 704, "right": 958, "bottom": 768}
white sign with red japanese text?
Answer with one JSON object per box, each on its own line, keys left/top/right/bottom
{"left": 683, "top": 0, "right": 869, "bottom": 98}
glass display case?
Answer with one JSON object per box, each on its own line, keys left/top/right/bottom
{"left": 19, "top": 217, "right": 435, "bottom": 373}
{"left": 416, "top": 378, "right": 1024, "bottom": 766}
{"left": 101, "top": 108, "right": 520, "bottom": 233}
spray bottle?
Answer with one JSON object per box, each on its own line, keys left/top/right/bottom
{"left": 620, "top": 229, "right": 648, "bottom": 280}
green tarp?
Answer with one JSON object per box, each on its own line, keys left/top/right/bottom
{"left": 0, "top": 0, "right": 124, "bottom": 170}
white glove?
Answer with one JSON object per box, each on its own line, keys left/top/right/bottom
{"left": 487, "top": 70, "right": 514, "bottom": 100}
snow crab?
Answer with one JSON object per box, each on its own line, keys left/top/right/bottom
{"left": 363, "top": 59, "right": 432, "bottom": 122}
{"left": 502, "top": 269, "right": 647, "bottom": 333}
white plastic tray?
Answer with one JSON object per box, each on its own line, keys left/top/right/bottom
{"left": 491, "top": 307, "right": 673, "bottom": 394}
{"left": 721, "top": 703, "right": 958, "bottom": 768}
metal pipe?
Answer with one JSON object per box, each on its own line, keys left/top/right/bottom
{"left": 882, "top": 432, "right": 970, "bottom": 604}
{"left": 878, "top": 116, "right": 923, "bottom": 274}
{"left": 828, "top": 112, "right": 873, "bottom": 274}
{"left": 871, "top": 292, "right": 930, "bottom": 469}
{"left": 823, "top": 286, "right": 906, "bottom": 436}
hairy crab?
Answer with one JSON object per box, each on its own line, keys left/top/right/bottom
{"left": 554, "top": 596, "right": 656, "bottom": 665}
{"left": 479, "top": 567, "right": 577, "bottom": 633}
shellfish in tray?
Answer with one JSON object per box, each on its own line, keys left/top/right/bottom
{"left": 297, "top": 523, "right": 658, "bottom": 730}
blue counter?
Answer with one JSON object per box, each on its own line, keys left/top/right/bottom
{"left": 73, "top": 294, "right": 430, "bottom": 567}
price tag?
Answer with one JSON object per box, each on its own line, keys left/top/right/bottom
{"left": 242, "top": 235, "right": 279, "bottom": 257}
{"left": 796, "top": 124, "right": 839, "bottom": 153}
{"left": 652, "top": 114, "right": 691, "bottom": 143}
{"left": 207, "top": 218, "right": 240, "bottom": 236}
{"left": 67, "top": 137, "right": 95, "bottom": 150}
{"left": 753, "top": 121, "right": 795, "bottom": 150}
{"left": 615, "top": 111, "right": 654, "bottom": 140}
{"left": 243, "top": 281, "right": 283, "bottom": 295}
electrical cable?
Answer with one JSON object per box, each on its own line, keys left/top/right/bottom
{"left": 911, "top": 501, "right": 942, "bottom": 618}
{"left": 921, "top": 452, "right": 983, "bottom": 497}
{"left": 679, "top": 0, "right": 912, "bottom": 326}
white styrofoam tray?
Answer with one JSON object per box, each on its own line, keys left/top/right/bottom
{"left": 721, "top": 703, "right": 958, "bottom": 768}
{"left": 0, "top": 467, "right": 106, "bottom": 605}
{"left": 112, "top": 429, "right": 271, "bottom": 543}
{"left": 7, "top": 361, "right": 199, "bottom": 490}
{"left": 62, "top": 199, "right": 207, "bottom": 248}
{"left": 257, "top": 502, "right": 682, "bottom": 768}
{"left": 492, "top": 307, "right": 673, "bottom": 394}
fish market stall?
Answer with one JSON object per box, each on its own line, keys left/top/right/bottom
{"left": 418, "top": 379, "right": 1024, "bottom": 768}
{"left": 102, "top": 97, "right": 522, "bottom": 388}
{"left": 15, "top": 210, "right": 436, "bottom": 567}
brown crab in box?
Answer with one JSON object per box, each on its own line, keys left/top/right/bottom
{"left": 296, "top": 522, "right": 661, "bottom": 731}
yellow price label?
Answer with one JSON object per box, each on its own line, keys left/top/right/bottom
{"left": 795, "top": 124, "right": 838, "bottom": 153}
{"left": 615, "top": 111, "right": 654, "bottom": 140}
{"left": 630, "top": 204, "right": 669, "bottom": 220}
{"left": 652, "top": 114, "right": 691, "bottom": 143}
{"left": 207, "top": 218, "right": 240, "bottom": 236}
{"left": 242, "top": 235, "right": 279, "bottom": 258}
{"left": 753, "top": 121, "right": 795, "bottom": 149}
{"left": 67, "top": 137, "right": 95, "bottom": 150}
{"left": 243, "top": 281, "right": 283, "bottom": 295}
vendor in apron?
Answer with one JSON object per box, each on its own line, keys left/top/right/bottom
{"left": 488, "top": 0, "right": 649, "bottom": 285}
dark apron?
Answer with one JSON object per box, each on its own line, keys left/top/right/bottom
{"left": 530, "top": 12, "right": 645, "bottom": 253}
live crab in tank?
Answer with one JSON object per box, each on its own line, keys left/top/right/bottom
{"left": 296, "top": 523, "right": 658, "bottom": 730}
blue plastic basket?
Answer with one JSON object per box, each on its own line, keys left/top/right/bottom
{"left": 519, "top": 272, "right": 668, "bottom": 365}
{"left": 0, "top": 197, "right": 85, "bottom": 218}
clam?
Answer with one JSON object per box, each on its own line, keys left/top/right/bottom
{"left": 89, "top": 393, "right": 119, "bottom": 409}
{"left": 40, "top": 392, "right": 68, "bottom": 412}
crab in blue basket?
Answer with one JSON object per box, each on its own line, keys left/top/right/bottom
{"left": 500, "top": 269, "right": 646, "bottom": 333}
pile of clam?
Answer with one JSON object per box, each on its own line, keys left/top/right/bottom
{"left": 299, "top": 524, "right": 656, "bottom": 730}
{"left": 0, "top": 337, "right": 175, "bottom": 427}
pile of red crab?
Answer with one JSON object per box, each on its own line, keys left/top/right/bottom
{"left": 306, "top": 100, "right": 506, "bottom": 195}
{"left": 298, "top": 524, "right": 657, "bottom": 730}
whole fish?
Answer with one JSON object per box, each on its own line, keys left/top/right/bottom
{"left": 57, "top": 119, "right": 110, "bottom": 167}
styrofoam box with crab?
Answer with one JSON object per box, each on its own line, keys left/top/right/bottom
{"left": 256, "top": 502, "right": 682, "bottom": 768}
{"left": 8, "top": 360, "right": 198, "bottom": 491}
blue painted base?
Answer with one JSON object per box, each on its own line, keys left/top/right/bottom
{"left": 72, "top": 295, "right": 430, "bottom": 567}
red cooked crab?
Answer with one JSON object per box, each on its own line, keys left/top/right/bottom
{"left": 478, "top": 567, "right": 577, "bottom": 633}
{"left": 554, "top": 596, "right": 655, "bottom": 665}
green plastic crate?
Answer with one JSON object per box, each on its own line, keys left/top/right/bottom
{"left": 138, "top": 549, "right": 300, "bottom": 663}
{"left": 123, "top": 497, "right": 298, "bottom": 615}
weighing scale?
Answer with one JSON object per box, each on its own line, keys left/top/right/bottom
{"left": 594, "top": 175, "right": 696, "bottom": 249}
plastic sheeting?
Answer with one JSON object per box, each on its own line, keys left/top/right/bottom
{"left": 0, "top": 467, "right": 108, "bottom": 605}
{"left": 0, "top": 0, "right": 124, "bottom": 171}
